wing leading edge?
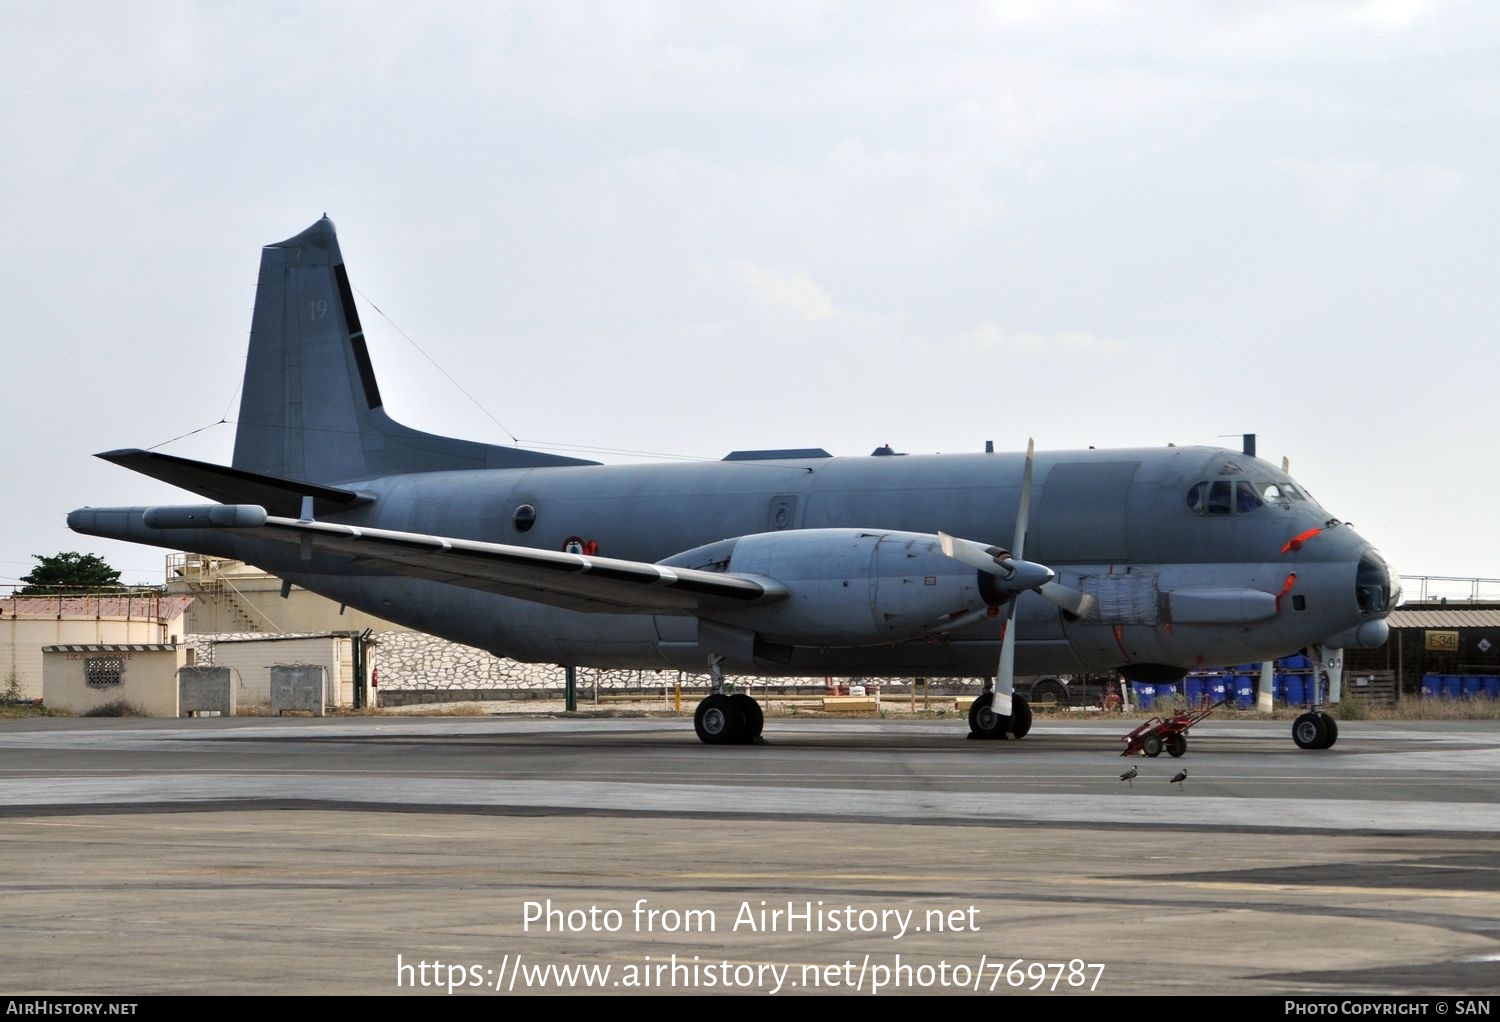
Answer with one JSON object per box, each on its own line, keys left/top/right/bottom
{"left": 67, "top": 505, "right": 783, "bottom": 615}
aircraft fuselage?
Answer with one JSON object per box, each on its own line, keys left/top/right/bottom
{"left": 111, "top": 443, "right": 1392, "bottom": 680}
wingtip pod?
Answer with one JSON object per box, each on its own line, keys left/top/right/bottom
{"left": 141, "top": 504, "right": 268, "bottom": 530}
{"left": 68, "top": 504, "right": 267, "bottom": 541}
{"left": 67, "top": 506, "right": 148, "bottom": 539}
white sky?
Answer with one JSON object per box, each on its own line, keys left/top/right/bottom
{"left": 2, "top": 1, "right": 1496, "bottom": 590}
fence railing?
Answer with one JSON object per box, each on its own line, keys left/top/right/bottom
{"left": 1399, "top": 576, "right": 1500, "bottom": 604}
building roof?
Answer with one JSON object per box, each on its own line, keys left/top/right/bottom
{"left": 1388, "top": 606, "right": 1500, "bottom": 629}
{"left": 0, "top": 594, "right": 193, "bottom": 621}
{"left": 42, "top": 644, "right": 178, "bottom": 653}
{"left": 210, "top": 631, "right": 364, "bottom": 643}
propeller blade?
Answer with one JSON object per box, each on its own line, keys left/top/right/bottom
{"left": 938, "top": 532, "right": 1009, "bottom": 572}
{"left": 994, "top": 601, "right": 1016, "bottom": 717}
{"left": 1039, "top": 581, "right": 1095, "bottom": 618}
{"left": 1013, "top": 438, "right": 1034, "bottom": 560}
{"left": 992, "top": 438, "right": 1034, "bottom": 720}
{"left": 937, "top": 532, "right": 1055, "bottom": 591}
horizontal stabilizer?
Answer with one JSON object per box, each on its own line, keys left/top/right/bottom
{"left": 97, "top": 449, "right": 372, "bottom": 518}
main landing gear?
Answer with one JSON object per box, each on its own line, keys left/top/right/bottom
{"left": 1292, "top": 711, "right": 1339, "bottom": 750}
{"left": 692, "top": 655, "right": 765, "bottom": 745}
{"left": 967, "top": 690, "right": 1033, "bottom": 740}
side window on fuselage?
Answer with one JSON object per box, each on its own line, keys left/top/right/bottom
{"left": 1187, "top": 480, "right": 1234, "bottom": 515}
{"left": 1187, "top": 482, "right": 1206, "bottom": 514}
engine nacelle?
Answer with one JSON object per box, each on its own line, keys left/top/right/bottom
{"left": 660, "top": 529, "right": 992, "bottom": 647}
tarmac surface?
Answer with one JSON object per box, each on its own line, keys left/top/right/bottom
{"left": 2, "top": 710, "right": 1498, "bottom": 997}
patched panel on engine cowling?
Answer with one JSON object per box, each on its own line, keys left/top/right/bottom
{"left": 1082, "top": 572, "right": 1160, "bottom": 625}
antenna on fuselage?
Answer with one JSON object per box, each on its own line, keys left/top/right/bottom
{"left": 1212, "top": 429, "right": 1260, "bottom": 459}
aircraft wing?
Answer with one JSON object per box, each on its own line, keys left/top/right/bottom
{"left": 72, "top": 505, "right": 781, "bottom": 615}
{"left": 259, "top": 517, "right": 782, "bottom": 613}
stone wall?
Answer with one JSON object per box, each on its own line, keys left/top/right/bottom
{"left": 190, "top": 630, "right": 990, "bottom": 695}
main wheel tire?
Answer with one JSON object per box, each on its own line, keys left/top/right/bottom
{"left": 1141, "top": 733, "right": 1163, "bottom": 757}
{"left": 1292, "top": 711, "right": 1328, "bottom": 750}
{"left": 1009, "top": 695, "right": 1033, "bottom": 739}
{"left": 1318, "top": 712, "right": 1339, "bottom": 750}
{"left": 730, "top": 693, "right": 764, "bottom": 741}
{"left": 694, "top": 694, "right": 744, "bottom": 745}
{"left": 967, "top": 692, "right": 1009, "bottom": 740}
{"left": 1164, "top": 732, "right": 1187, "bottom": 758}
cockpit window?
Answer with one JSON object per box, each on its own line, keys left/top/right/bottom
{"left": 1357, "top": 552, "right": 1394, "bottom": 615}
{"left": 1189, "top": 480, "right": 1271, "bottom": 514}
{"left": 1187, "top": 481, "right": 1235, "bottom": 515}
{"left": 1261, "top": 483, "right": 1290, "bottom": 507}
{"left": 1235, "top": 481, "right": 1263, "bottom": 512}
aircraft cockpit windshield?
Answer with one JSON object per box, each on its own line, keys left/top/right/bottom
{"left": 1186, "top": 479, "right": 1314, "bottom": 516}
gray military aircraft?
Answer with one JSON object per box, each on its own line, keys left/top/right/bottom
{"left": 69, "top": 217, "right": 1399, "bottom": 750}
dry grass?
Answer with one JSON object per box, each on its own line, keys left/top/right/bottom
{"left": 80, "top": 700, "right": 147, "bottom": 717}
{"left": 357, "top": 702, "right": 490, "bottom": 716}
{"left": 0, "top": 702, "right": 66, "bottom": 719}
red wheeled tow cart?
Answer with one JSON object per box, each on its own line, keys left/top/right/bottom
{"left": 1120, "top": 704, "right": 1219, "bottom": 758}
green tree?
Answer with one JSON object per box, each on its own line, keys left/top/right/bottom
{"left": 18, "top": 552, "right": 124, "bottom": 595}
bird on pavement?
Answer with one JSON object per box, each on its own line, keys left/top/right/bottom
{"left": 1170, "top": 768, "right": 1188, "bottom": 787}
{"left": 1119, "top": 766, "right": 1138, "bottom": 786}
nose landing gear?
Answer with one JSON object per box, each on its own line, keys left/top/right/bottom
{"left": 1292, "top": 645, "right": 1343, "bottom": 750}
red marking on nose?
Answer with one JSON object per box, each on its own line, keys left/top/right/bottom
{"left": 1281, "top": 528, "right": 1322, "bottom": 554}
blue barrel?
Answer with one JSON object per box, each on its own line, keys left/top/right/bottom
{"left": 1283, "top": 673, "right": 1306, "bottom": 706}
{"left": 1235, "top": 674, "right": 1256, "bottom": 708}
{"left": 1207, "top": 677, "right": 1230, "bottom": 705}
{"left": 1186, "top": 677, "right": 1205, "bottom": 707}
{"left": 1132, "top": 683, "right": 1156, "bottom": 710}
{"left": 1484, "top": 676, "right": 1500, "bottom": 700}
{"left": 1422, "top": 673, "right": 1440, "bottom": 699}
{"left": 1462, "top": 675, "right": 1482, "bottom": 699}
{"left": 1441, "top": 674, "right": 1462, "bottom": 699}
{"left": 1282, "top": 654, "right": 1311, "bottom": 670}
{"left": 1156, "top": 682, "right": 1180, "bottom": 703}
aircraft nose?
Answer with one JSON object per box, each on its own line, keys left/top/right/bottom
{"left": 1356, "top": 548, "right": 1398, "bottom": 616}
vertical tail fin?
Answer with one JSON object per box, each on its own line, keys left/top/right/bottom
{"left": 231, "top": 217, "right": 594, "bottom": 482}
